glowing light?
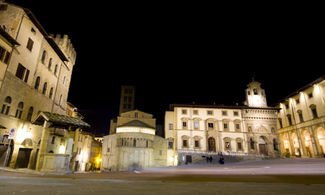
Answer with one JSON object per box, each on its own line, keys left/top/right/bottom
{"left": 116, "top": 127, "right": 155, "bottom": 135}
{"left": 96, "top": 157, "right": 102, "bottom": 164}
{"left": 16, "top": 125, "right": 32, "bottom": 143}
{"left": 59, "top": 145, "right": 65, "bottom": 154}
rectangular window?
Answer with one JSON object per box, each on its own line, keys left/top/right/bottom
{"left": 193, "top": 110, "right": 198, "bottom": 115}
{"left": 183, "top": 140, "right": 188, "bottom": 147}
{"left": 26, "top": 38, "right": 34, "bottom": 51}
{"left": 308, "top": 93, "right": 313, "bottom": 98}
{"left": 208, "top": 123, "right": 214, "bottom": 129}
{"left": 223, "top": 123, "right": 228, "bottom": 129}
{"left": 207, "top": 110, "right": 213, "bottom": 115}
{"left": 194, "top": 122, "right": 199, "bottom": 129}
{"left": 169, "top": 123, "right": 173, "bottom": 130}
{"left": 311, "top": 108, "right": 318, "bottom": 119}
{"left": 182, "top": 122, "right": 187, "bottom": 128}
{"left": 234, "top": 111, "right": 239, "bottom": 116}
{"left": 298, "top": 113, "right": 304, "bottom": 123}
{"left": 195, "top": 140, "right": 199, "bottom": 148}
{"left": 222, "top": 111, "right": 227, "bottom": 116}
{"left": 168, "top": 141, "right": 173, "bottom": 149}
{"left": 236, "top": 124, "right": 240, "bottom": 130}
{"left": 15, "top": 63, "right": 26, "bottom": 80}
{"left": 182, "top": 109, "right": 187, "bottom": 114}
{"left": 237, "top": 142, "right": 242, "bottom": 150}
{"left": 0, "top": 46, "right": 5, "bottom": 61}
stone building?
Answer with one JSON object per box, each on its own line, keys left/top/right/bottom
{"left": 0, "top": 1, "right": 89, "bottom": 172}
{"left": 101, "top": 110, "right": 168, "bottom": 171}
{"left": 165, "top": 80, "right": 281, "bottom": 165}
{"left": 276, "top": 76, "right": 325, "bottom": 158}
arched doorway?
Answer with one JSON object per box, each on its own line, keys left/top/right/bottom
{"left": 258, "top": 136, "right": 268, "bottom": 156}
{"left": 316, "top": 127, "right": 325, "bottom": 155}
{"left": 291, "top": 133, "right": 301, "bottom": 157}
{"left": 208, "top": 137, "right": 216, "bottom": 152}
{"left": 281, "top": 134, "right": 290, "bottom": 156}
{"left": 15, "top": 138, "right": 33, "bottom": 168}
{"left": 302, "top": 130, "right": 314, "bottom": 157}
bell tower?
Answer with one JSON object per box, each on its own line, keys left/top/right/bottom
{"left": 245, "top": 79, "right": 267, "bottom": 108}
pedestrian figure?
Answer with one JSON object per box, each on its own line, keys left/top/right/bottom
{"left": 209, "top": 156, "right": 213, "bottom": 163}
{"left": 219, "top": 155, "right": 224, "bottom": 164}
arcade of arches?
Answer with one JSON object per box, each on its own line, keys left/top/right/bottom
{"left": 280, "top": 126, "right": 325, "bottom": 158}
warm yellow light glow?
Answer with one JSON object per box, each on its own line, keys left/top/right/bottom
{"left": 59, "top": 145, "right": 65, "bottom": 154}
{"left": 116, "top": 127, "right": 155, "bottom": 135}
{"left": 16, "top": 125, "right": 32, "bottom": 143}
{"left": 305, "top": 136, "right": 309, "bottom": 141}
{"left": 314, "top": 84, "right": 320, "bottom": 94}
{"left": 96, "top": 157, "right": 102, "bottom": 164}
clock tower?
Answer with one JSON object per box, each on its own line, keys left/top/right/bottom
{"left": 245, "top": 80, "right": 267, "bottom": 108}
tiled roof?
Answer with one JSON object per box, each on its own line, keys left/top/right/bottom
{"left": 33, "top": 112, "right": 90, "bottom": 128}
{"left": 118, "top": 120, "right": 155, "bottom": 129}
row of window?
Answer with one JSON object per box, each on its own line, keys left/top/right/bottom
{"left": 1, "top": 96, "right": 34, "bottom": 121}
{"left": 26, "top": 37, "right": 59, "bottom": 76}
{"left": 283, "top": 93, "right": 314, "bottom": 109}
{"left": 0, "top": 95, "right": 63, "bottom": 121}
{"left": 170, "top": 121, "right": 242, "bottom": 131}
{"left": 181, "top": 109, "right": 240, "bottom": 117}
{"left": 279, "top": 104, "right": 319, "bottom": 128}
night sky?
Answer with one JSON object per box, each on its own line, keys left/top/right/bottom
{"left": 6, "top": 0, "right": 325, "bottom": 136}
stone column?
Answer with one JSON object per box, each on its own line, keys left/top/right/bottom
{"left": 287, "top": 131, "right": 295, "bottom": 156}
{"left": 309, "top": 126, "right": 320, "bottom": 157}
{"left": 36, "top": 121, "right": 50, "bottom": 171}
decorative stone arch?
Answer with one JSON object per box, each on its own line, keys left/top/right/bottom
{"left": 234, "top": 119, "right": 241, "bottom": 132}
{"left": 258, "top": 136, "right": 268, "bottom": 156}
{"left": 206, "top": 118, "right": 216, "bottom": 131}
{"left": 316, "top": 126, "right": 325, "bottom": 155}
{"left": 222, "top": 119, "right": 230, "bottom": 132}
{"left": 181, "top": 117, "right": 190, "bottom": 130}
{"left": 235, "top": 137, "right": 243, "bottom": 152}
{"left": 181, "top": 135, "right": 189, "bottom": 148}
{"left": 193, "top": 136, "right": 202, "bottom": 149}
{"left": 301, "top": 129, "right": 314, "bottom": 157}
{"left": 193, "top": 117, "right": 201, "bottom": 130}
{"left": 223, "top": 137, "right": 232, "bottom": 152}
{"left": 21, "top": 138, "right": 33, "bottom": 148}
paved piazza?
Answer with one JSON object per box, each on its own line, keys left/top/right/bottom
{"left": 1, "top": 159, "right": 325, "bottom": 194}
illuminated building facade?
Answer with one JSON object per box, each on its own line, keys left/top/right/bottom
{"left": 165, "top": 80, "right": 281, "bottom": 165}
{"left": 276, "top": 76, "right": 325, "bottom": 158}
{"left": 0, "top": 1, "right": 89, "bottom": 172}
{"left": 101, "top": 110, "right": 168, "bottom": 171}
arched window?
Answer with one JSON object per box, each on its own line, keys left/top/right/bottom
{"left": 49, "top": 87, "right": 54, "bottom": 99}
{"left": 310, "top": 104, "right": 318, "bottom": 119}
{"left": 48, "top": 58, "right": 52, "bottom": 70}
{"left": 273, "top": 138, "right": 278, "bottom": 151}
{"left": 250, "top": 138, "right": 255, "bottom": 150}
{"left": 133, "top": 139, "right": 136, "bottom": 147}
{"left": 287, "top": 114, "right": 293, "bottom": 126}
{"left": 15, "top": 102, "right": 24, "bottom": 119}
{"left": 224, "top": 137, "right": 231, "bottom": 151}
{"left": 42, "top": 82, "right": 47, "bottom": 95}
{"left": 41, "top": 50, "right": 47, "bottom": 64}
{"left": 1, "top": 96, "right": 12, "bottom": 115}
{"left": 34, "top": 76, "right": 40, "bottom": 89}
{"left": 297, "top": 110, "right": 304, "bottom": 123}
{"left": 253, "top": 88, "right": 258, "bottom": 95}
{"left": 27, "top": 106, "right": 33, "bottom": 121}
{"left": 54, "top": 64, "right": 58, "bottom": 76}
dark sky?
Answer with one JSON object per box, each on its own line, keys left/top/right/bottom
{"left": 6, "top": 0, "right": 325, "bottom": 136}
